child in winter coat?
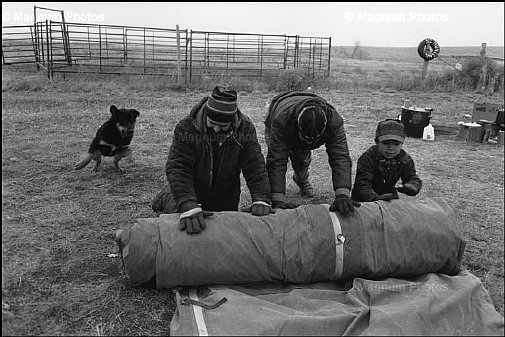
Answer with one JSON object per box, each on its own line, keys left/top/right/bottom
{"left": 351, "top": 119, "right": 422, "bottom": 202}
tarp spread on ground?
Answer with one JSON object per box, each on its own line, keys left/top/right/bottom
{"left": 116, "top": 198, "right": 465, "bottom": 288}
{"left": 170, "top": 270, "right": 504, "bottom": 335}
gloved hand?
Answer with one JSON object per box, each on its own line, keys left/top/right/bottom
{"left": 329, "top": 194, "right": 361, "bottom": 216}
{"left": 241, "top": 201, "right": 276, "bottom": 216}
{"left": 396, "top": 183, "right": 418, "bottom": 196}
{"left": 375, "top": 193, "right": 399, "bottom": 201}
{"left": 179, "top": 208, "right": 214, "bottom": 234}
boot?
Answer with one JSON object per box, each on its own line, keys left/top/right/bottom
{"left": 292, "top": 174, "right": 314, "bottom": 198}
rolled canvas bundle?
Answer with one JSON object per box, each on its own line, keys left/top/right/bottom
{"left": 116, "top": 197, "right": 465, "bottom": 288}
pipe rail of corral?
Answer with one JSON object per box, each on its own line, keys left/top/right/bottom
{"left": 2, "top": 20, "right": 332, "bottom": 82}
{"left": 2, "top": 24, "right": 39, "bottom": 65}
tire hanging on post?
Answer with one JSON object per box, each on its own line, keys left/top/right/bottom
{"left": 418, "top": 38, "right": 440, "bottom": 61}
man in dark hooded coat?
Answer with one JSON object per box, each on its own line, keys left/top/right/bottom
{"left": 264, "top": 90, "right": 360, "bottom": 216}
{"left": 152, "top": 86, "right": 273, "bottom": 234}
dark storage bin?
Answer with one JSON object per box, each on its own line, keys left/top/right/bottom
{"left": 401, "top": 107, "right": 432, "bottom": 138}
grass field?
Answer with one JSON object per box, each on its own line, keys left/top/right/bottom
{"left": 2, "top": 57, "right": 504, "bottom": 335}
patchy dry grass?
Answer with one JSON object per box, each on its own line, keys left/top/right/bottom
{"left": 2, "top": 64, "right": 504, "bottom": 335}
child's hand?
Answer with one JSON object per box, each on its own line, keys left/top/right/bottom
{"left": 396, "top": 183, "right": 418, "bottom": 196}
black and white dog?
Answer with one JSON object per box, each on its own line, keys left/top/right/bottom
{"left": 75, "top": 105, "right": 140, "bottom": 172}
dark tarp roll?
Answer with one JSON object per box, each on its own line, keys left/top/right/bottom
{"left": 116, "top": 197, "right": 465, "bottom": 288}
{"left": 340, "top": 197, "right": 465, "bottom": 279}
{"left": 119, "top": 204, "right": 335, "bottom": 287}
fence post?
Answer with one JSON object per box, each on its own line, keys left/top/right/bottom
{"left": 32, "top": 7, "right": 40, "bottom": 70}
{"left": 317, "top": 38, "right": 323, "bottom": 70}
{"left": 176, "top": 24, "right": 181, "bottom": 83}
{"left": 143, "top": 28, "right": 146, "bottom": 74}
{"left": 312, "top": 38, "right": 316, "bottom": 80}
{"left": 205, "top": 33, "right": 209, "bottom": 68}
{"left": 39, "top": 22, "right": 45, "bottom": 70}
{"left": 105, "top": 27, "right": 109, "bottom": 58}
{"left": 283, "top": 35, "right": 288, "bottom": 69}
{"left": 232, "top": 35, "right": 235, "bottom": 62}
{"left": 99, "top": 25, "right": 102, "bottom": 72}
{"left": 420, "top": 41, "right": 431, "bottom": 88}
{"left": 49, "top": 20, "right": 54, "bottom": 79}
{"left": 308, "top": 37, "right": 312, "bottom": 69}
{"left": 61, "top": 10, "right": 72, "bottom": 65}
{"left": 478, "top": 42, "right": 487, "bottom": 92}
{"left": 421, "top": 59, "right": 429, "bottom": 88}
{"left": 29, "top": 25, "right": 39, "bottom": 71}
{"left": 87, "top": 26, "right": 91, "bottom": 59}
{"left": 123, "top": 27, "right": 127, "bottom": 63}
{"left": 45, "top": 20, "right": 51, "bottom": 78}
{"left": 184, "top": 29, "right": 189, "bottom": 84}
{"left": 259, "top": 35, "right": 263, "bottom": 76}
{"left": 189, "top": 29, "right": 193, "bottom": 82}
{"left": 294, "top": 35, "right": 299, "bottom": 68}
{"left": 226, "top": 33, "right": 230, "bottom": 75}
{"left": 327, "top": 37, "right": 331, "bottom": 77}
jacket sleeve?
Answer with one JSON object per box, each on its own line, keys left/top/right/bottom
{"left": 165, "top": 122, "right": 200, "bottom": 212}
{"left": 239, "top": 120, "right": 271, "bottom": 204}
{"left": 266, "top": 118, "right": 291, "bottom": 196}
{"left": 351, "top": 153, "right": 379, "bottom": 202}
{"left": 325, "top": 113, "right": 352, "bottom": 194}
{"left": 401, "top": 156, "right": 423, "bottom": 195}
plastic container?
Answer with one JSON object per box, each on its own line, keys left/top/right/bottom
{"left": 423, "top": 124, "right": 435, "bottom": 141}
{"left": 498, "top": 130, "right": 504, "bottom": 146}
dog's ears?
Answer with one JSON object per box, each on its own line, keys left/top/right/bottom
{"left": 110, "top": 105, "right": 120, "bottom": 115}
{"left": 110, "top": 105, "right": 140, "bottom": 118}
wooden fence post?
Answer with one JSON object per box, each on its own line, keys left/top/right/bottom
{"left": 478, "top": 42, "right": 487, "bottom": 92}
{"left": 421, "top": 59, "right": 429, "bottom": 88}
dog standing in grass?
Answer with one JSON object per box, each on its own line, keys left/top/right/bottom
{"left": 75, "top": 105, "right": 140, "bottom": 172}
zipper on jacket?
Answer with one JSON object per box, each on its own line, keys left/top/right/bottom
{"left": 207, "top": 141, "right": 213, "bottom": 189}
{"left": 214, "top": 145, "right": 227, "bottom": 188}
{"left": 208, "top": 129, "right": 240, "bottom": 190}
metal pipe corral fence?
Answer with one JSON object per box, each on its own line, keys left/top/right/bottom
{"left": 2, "top": 21, "right": 331, "bottom": 82}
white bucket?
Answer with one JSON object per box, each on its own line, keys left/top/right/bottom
{"left": 423, "top": 124, "right": 435, "bottom": 141}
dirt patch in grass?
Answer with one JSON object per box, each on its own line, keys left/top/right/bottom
{"left": 2, "top": 68, "right": 504, "bottom": 335}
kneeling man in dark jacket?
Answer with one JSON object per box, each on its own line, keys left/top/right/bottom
{"left": 152, "top": 86, "right": 273, "bottom": 234}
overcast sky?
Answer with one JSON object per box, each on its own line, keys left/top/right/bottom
{"left": 2, "top": 2, "right": 504, "bottom": 47}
